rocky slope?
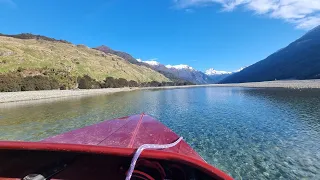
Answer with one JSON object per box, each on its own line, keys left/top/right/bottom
{"left": 94, "top": 45, "right": 138, "bottom": 64}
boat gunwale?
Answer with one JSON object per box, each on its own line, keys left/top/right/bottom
{"left": 0, "top": 141, "right": 233, "bottom": 180}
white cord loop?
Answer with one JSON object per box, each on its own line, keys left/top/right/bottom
{"left": 125, "top": 137, "right": 183, "bottom": 180}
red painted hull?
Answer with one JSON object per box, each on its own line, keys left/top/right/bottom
{"left": 0, "top": 114, "right": 233, "bottom": 180}
{"left": 42, "top": 114, "right": 203, "bottom": 160}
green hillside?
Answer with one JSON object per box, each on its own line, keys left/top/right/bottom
{"left": 0, "top": 36, "right": 169, "bottom": 84}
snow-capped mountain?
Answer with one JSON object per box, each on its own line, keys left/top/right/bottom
{"left": 204, "top": 68, "right": 232, "bottom": 82}
{"left": 137, "top": 59, "right": 246, "bottom": 84}
{"left": 137, "top": 60, "right": 213, "bottom": 84}
{"left": 204, "top": 67, "right": 247, "bottom": 82}
{"left": 205, "top": 68, "right": 232, "bottom": 75}
{"left": 163, "top": 64, "right": 210, "bottom": 84}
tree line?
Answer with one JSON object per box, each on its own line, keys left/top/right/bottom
{"left": 77, "top": 75, "right": 194, "bottom": 89}
{"left": 0, "top": 73, "right": 194, "bottom": 92}
{"left": 0, "top": 74, "right": 60, "bottom": 92}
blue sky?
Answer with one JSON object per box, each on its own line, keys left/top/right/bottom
{"left": 1, "top": 0, "right": 319, "bottom": 72}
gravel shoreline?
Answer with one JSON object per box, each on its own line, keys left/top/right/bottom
{"left": 0, "top": 88, "right": 139, "bottom": 103}
{"left": 1, "top": 80, "right": 320, "bottom": 103}
{"left": 208, "top": 79, "right": 320, "bottom": 89}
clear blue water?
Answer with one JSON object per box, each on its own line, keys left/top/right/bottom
{"left": 1, "top": 87, "right": 320, "bottom": 179}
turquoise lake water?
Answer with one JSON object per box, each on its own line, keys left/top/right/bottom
{"left": 1, "top": 87, "right": 320, "bottom": 179}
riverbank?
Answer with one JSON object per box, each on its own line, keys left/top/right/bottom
{"left": 1, "top": 80, "right": 320, "bottom": 103}
{"left": 147, "top": 79, "right": 320, "bottom": 90}
{"left": 0, "top": 88, "right": 139, "bottom": 103}
{"left": 210, "top": 79, "right": 320, "bottom": 89}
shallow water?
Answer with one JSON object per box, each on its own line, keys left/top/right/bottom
{"left": 1, "top": 87, "right": 320, "bottom": 179}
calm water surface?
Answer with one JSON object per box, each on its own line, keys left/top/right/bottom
{"left": 1, "top": 87, "right": 320, "bottom": 179}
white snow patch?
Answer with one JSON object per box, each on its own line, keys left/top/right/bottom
{"left": 205, "top": 66, "right": 248, "bottom": 75}
{"left": 205, "top": 68, "right": 232, "bottom": 75}
{"left": 136, "top": 59, "right": 160, "bottom": 66}
{"left": 165, "top": 64, "right": 194, "bottom": 70}
{"left": 143, "top": 60, "right": 160, "bottom": 66}
{"left": 234, "top": 67, "right": 246, "bottom": 72}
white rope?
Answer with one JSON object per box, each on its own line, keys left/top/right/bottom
{"left": 125, "top": 137, "right": 183, "bottom": 180}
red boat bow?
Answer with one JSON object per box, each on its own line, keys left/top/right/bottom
{"left": 0, "top": 114, "right": 233, "bottom": 180}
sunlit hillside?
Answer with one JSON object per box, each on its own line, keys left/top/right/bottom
{"left": 0, "top": 36, "right": 169, "bottom": 83}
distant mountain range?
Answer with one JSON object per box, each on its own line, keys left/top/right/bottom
{"left": 95, "top": 26, "right": 320, "bottom": 84}
{"left": 109, "top": 24, "right": 320, "bottom": 84}
{"left": 135, "top": 60, "right": 243, "bottom": 84}
{"left": 221, "top": 25, "right": 320, "bottom": 83}
{"left": 137, "top": 61, "right": 211, "bottom": 84}
{"left": 3, "top": 26, "right": 318, "bottom": 87}
{"left": 93, "top": 46, "right": 212, "bottom": 84}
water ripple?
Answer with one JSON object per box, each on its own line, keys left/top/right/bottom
{"left": 1, "top": 87, "right": 320, "bottom": 179}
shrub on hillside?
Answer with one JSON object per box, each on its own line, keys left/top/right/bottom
{"left": 50, "top": 78, "right": 60, "bottom": 89}
{"left": 149, "top": 81, "right": 161, "bottom": 87}
{"left": 103, "top": 77, "right": 139, "bottom": 88}
{"left": 21, "top": 77, "right": 35, "bottom": 91}
{"left": 78, "top": 75, "right": 101, "bottom": 89}
{"left": 59, "top": 85, "right": 67, "bottom": 90}
{"left": 0, "top": 73, "right": 61, "bottom": 92}
{"left": 117, "top": 78, "right": 129, "bottom": 87}
{"left": 160, "top": 82, "right": 172, "bottom": 86}
{"left": 21, "top": 76, "right": 55, "bottom": 91}
{"left": 173, "top": 80, "right": 194, "bottom": 86}
{"left": 128, "top": 80, "right": 138, "bottom": 87}
{"left": 17, "top": 67, "right": 24, "bottom": 72}
{"left": 103, "top": 77, "right": 116, "bottom": 88}
{"left": 0, "top": 75, "right": 22, "bottom": 92}
{"left": 44, "top": 70, "right": 77, "bottom": 90}
{"left": 139, "top": 82, "right": 146, "bottom": 87}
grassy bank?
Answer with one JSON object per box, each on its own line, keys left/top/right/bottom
{"left": 0, "top": 36, "right": 169, "bottom": 83}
